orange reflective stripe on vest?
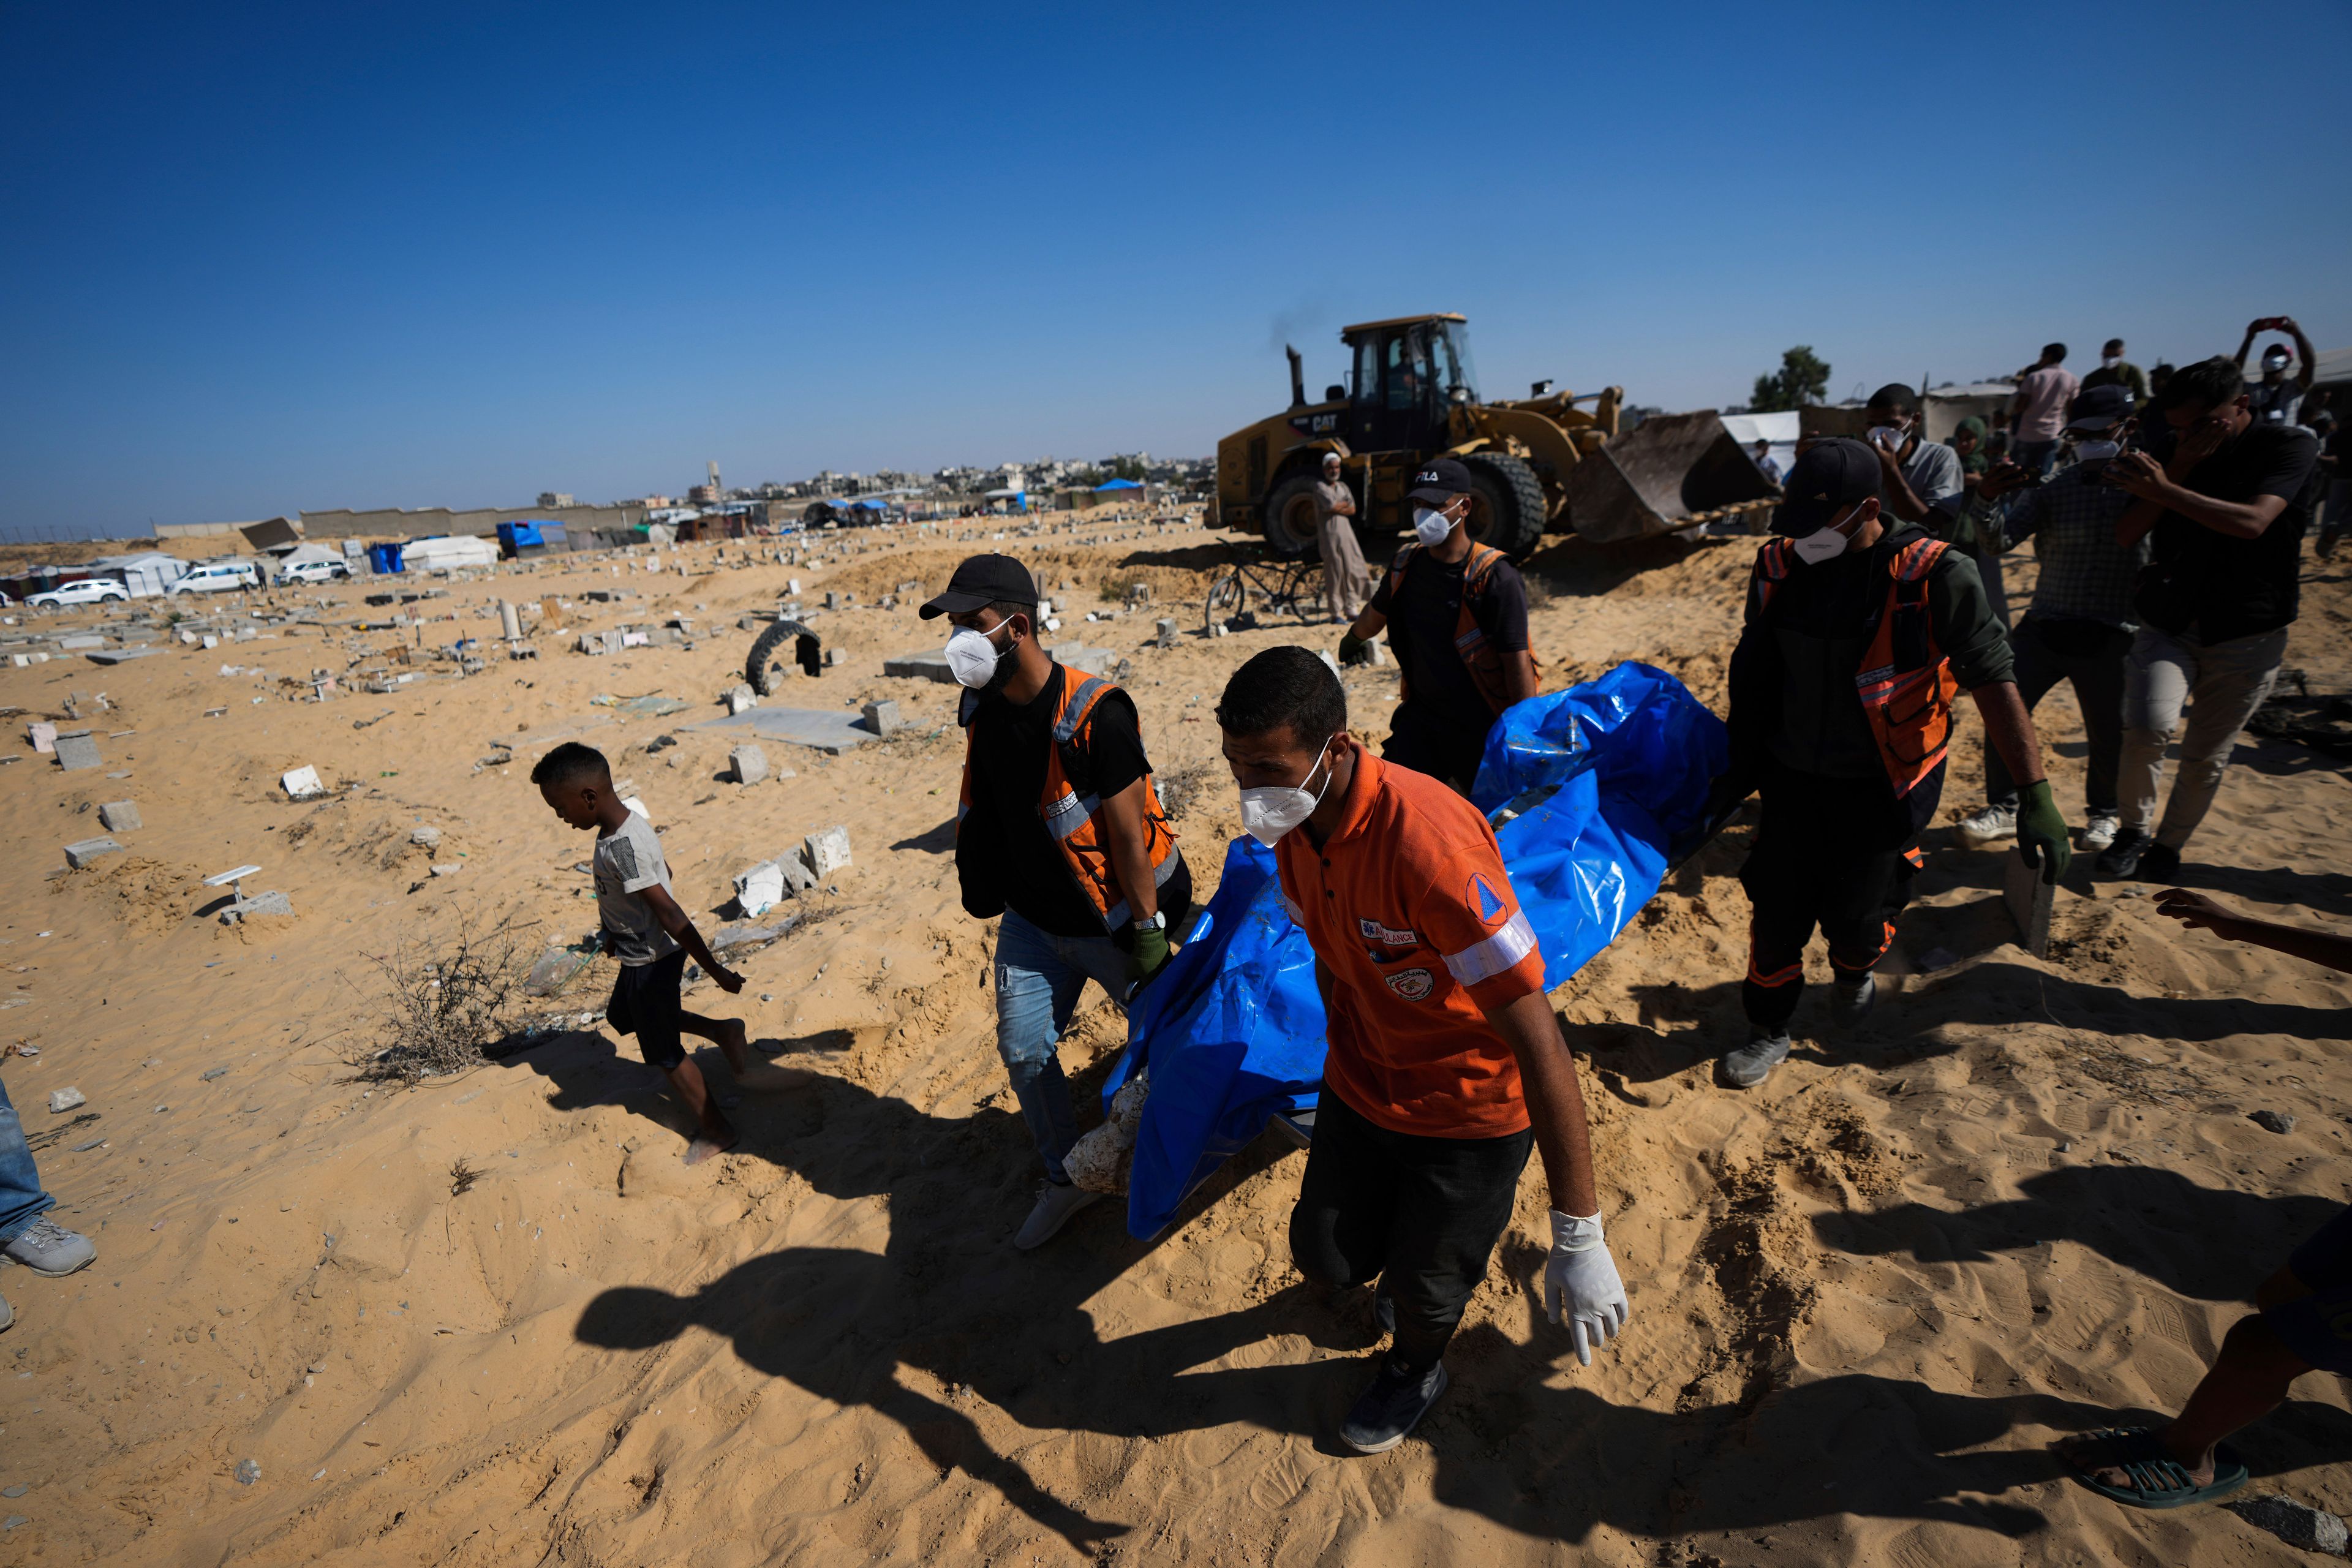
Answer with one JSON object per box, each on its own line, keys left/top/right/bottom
{"left": 1747, "top": 535, "right": 1957, "bottom": 800}
{"left": 956, "top": 667, "right": 1182, "bottom": 931}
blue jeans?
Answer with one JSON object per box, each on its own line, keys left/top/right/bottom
{"left": 0, "top": 1075, "right": 56, "bottom": 1243}
{"left": 992, "top": 908, "right": 1132, "bottom": 1185}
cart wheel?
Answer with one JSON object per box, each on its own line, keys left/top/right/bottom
{"left": 1204, "top": 572, "right": 1243, "bottom": 635}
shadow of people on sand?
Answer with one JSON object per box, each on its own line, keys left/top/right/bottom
{"left": 551, "top": 1056, "right": 2351, "bottom": 1550}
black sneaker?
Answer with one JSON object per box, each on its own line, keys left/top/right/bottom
{"left": 2095, "top": 829, "right": 2152, "bottom": 879}
{"left": 1339, "top": 1356, "right": 1449, "bottom": 1454}
{"left": 1830, "top": 973, "right": 1876, "bottom": 1028}
{"left": 2138, "top": 842, "right": 2182, "bottom": 883}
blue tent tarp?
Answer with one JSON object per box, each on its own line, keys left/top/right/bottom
{"left": 1103, "top": 660, "right": 1727, "bottom": 1237}
{"left": 1093, "top": 478, "right": 1143, "bottom": 491}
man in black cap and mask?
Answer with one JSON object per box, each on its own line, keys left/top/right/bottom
{"left": 1341, "top": 456, "right": 1537, "bottom": 793}
{"left": 1711, "top": 438, "right": 2068, "bottom": 1090}
{"left": 921, "top": 554, "right": 1192, "bottom": 1247}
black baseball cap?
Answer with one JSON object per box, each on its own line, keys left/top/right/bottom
{"left": 1771, "top": 438, "right": 1880, "bottom": 537}
{"left": 2065, "top": 383, "right": 2133, "bottom": 432}
{"left": 1405, "top": 456, "right": 1473, "bottom": 507}
{"left": 918, "top": 553, "right": 1038, "bottom": 619}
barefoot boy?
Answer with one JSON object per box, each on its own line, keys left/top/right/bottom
{"left": 533, "top": 741, "right": 749, "bottom": 1165}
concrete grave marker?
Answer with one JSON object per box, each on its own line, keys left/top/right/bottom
{"left": 730, "top": 744, "right": 769, "bottom": 785}
{"left": 802, "top": 824, "right": 852, "bottom": 879}
{"left": 97, "top": 801, "right": 141, "bottom": 832}
{"left": 63, "top": 836, "right": 123, "bottom": 869}
{"left": 861, "top": 701, "right": 904, "bottom": 737}
{"left": 53, "top": 731, "right": 100, "bottom": 771}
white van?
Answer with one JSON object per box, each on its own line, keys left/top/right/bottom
{"left": 167, "top": 562, "right": 263, "bottom": 595}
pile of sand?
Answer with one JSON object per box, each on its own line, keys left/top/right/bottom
{"left": 1, "top": 511, "right": 2347, "bottom": 1566}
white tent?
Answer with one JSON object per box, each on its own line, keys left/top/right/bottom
{"left": 1717, "top": 410, "right": 1799, "bottom": 484}
{"left": 279, "top": 542, "right": 342, "bottom": 568}
{"left": 90, "top": 551, "right": 187, "bottom": 598}
{"left": 401, "top": 535, "right": 499, "bottom": 572}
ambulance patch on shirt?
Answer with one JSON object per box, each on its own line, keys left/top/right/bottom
{"left": 1357, "top": 917, "right": 1420, "bottom": 948}
{"left": 1384, "top": 967, "right": 1435, "bottom": 1000}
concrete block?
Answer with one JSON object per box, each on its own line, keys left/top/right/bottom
{"left": 1155, "top": 617, "right": 1178, "bottom": 649}
{"left": 775, "top": 851, "right": 818, "bottom": 894}
{"left": 824, "top": 591, "right": 842, "bottom": 610}
{"left": 220, "top": 890, "right": 293, "bottom": 923}
{"left": 58, "top": 634, "right": 103, "bottom": 650}
{"left": 98, "top": 801, "right": 141, "bottom": 832}
{"left": 823, "top": 648, "right": 846, "bottom": 667}
{"left": 281, "top": 765, "right": 326, "bottom": 800}
{"left": 53, "top": 731, "right": 100, "bottom": 771}
{"left": 63, "top": 836, "right": 123, "bottom": 869}
{"left": 730, "top": 743, "right": 769, "bottom": 785}
{"left": 27, "top": 722, "right": 55, "bottom": 754}
{"left": 802, "top": 824, "right": 852, "bottom": 879}
{"left": 726, "top": 683, "right": 759, "bottom": 715}
{"left": 48, "top": 1087, "right": 85, "bottom": 1114}
{"left": 861, "top": 701, "right": 904, "bottom": 737}
{"left": 410, "top": 826, "right": 442, "bottom": 848}
{"left": 733, "top": 860, "right": 786, "bottom": 918}
{"left": 883, "top": 649, "right": 957, "bottom": 684}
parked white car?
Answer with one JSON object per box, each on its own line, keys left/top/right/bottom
{"left": 28, "top": 578, "right": 130, "bottom": 610}
{"left": 277, "top": 557, "right": 352, "bottom": 585}
{"left": 167, "top": 562, "right": 263, "bottom": 595}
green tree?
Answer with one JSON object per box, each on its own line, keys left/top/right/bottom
{"left": 1750, "top": 346, "right": 1831, "bottom": 413}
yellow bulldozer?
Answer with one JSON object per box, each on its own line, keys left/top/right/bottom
{"left": 1211, "top": 313, "right": 1779, "bottom": 557}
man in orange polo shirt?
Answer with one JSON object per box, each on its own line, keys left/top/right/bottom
{"left": 1215, "top": 646, "right": 1630, "bottom": 1453}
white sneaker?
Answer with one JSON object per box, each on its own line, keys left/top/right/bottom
{"left": 1954, "top": 802, "right": 2017, "bottom": 848}
{"left": 2079, "top": 812, "right": 2120, "bottom": 851}
{"left": 1014, "top": 1180, "right": 1101, "bottom": 1250}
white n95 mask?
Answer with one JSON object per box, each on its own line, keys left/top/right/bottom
{"left": 1412, "top": 506, "right": 1455, "bottom": 546}
{"left": 943, "top": 623, "right": 1010, "bottom": 688}
{"left": 2073, "top": 439, "right": 2120, "bottom": 463}
{"left": 1792, "top": 523, "right": 1852, "bottom": 565}
{"left": 1238, "top": 747, "right": 1336, "bottom": 848}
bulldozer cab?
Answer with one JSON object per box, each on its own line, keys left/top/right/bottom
{"left": 1344, "top": 314, "right": 1477, "bottom": 456}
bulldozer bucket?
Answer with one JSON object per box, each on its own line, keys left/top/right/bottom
{"left": 1562, "top": 411, "right": 1781, "bottom": 544}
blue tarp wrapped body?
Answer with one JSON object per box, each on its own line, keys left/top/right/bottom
{"left": 1102, "top": 835, "right": 1325, "bottom": 1238}
{"left": 1469, "top": 660, "right": 1727, "bottom": 990}
{"left": 1106, "top": 660, "right": 1727, "bottom": 1238}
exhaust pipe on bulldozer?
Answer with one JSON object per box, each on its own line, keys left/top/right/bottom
{"left": 1286, "top": 344, "right": 1306, "bottom": 409}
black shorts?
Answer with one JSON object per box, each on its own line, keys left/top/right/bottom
{"left": 607, "top": 949, "right": 688, "bottom": 1071}
{"left": 2266, "top": 1203, "right": 2352, "bottom": 1374}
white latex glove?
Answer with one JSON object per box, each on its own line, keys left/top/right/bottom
{"left": 1545, "top": 1209, "right": 1630, "bottom": 1366}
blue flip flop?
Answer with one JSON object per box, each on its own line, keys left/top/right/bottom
{"left": 2062, "top": 1426, "right": 2250, "bottom": 1510}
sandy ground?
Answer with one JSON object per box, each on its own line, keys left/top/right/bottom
{"left": 1, "top": 508, "right": 2348, "bottom": 1567}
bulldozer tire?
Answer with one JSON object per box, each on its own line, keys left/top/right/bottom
{"left": 747, "top": 617, "right": 821, "bottom": 696}
{"left": 1260, "top": 472, "right": 1324, "bottom": 561}
{"left": 1461, "top": 451, "right": 1547, "bottom": 557}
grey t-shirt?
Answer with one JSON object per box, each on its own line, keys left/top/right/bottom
{"left": 1888, "top": 439, "right": 1964, "bottom": 523}
{"left": 594, "top": 811, "right": 680, "bottom": 965}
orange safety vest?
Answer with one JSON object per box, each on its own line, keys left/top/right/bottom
{"left": 1751, "top": 535, "right": 1959, "bottom": 799}
{"left": 1384, "top": 541, "right": 1537, "bottom": 715}
{"left": 956, "top": 666, "right": 1183, "bottom": 931}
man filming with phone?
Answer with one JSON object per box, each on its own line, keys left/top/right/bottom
{"left": 2234, "top": 317, "right": 2317, "bottom": 429}
{"left": 2095, "top": 355, "right": 2320, "bottom": 881}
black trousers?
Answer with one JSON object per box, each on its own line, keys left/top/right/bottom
{"left": 1738, "top": 771, "right": 1920, "bottom": 1031}
{"left": 1289, "top": 1090, "right": 1534, "bottom": 1373}
{"left": 1384, "top": 700, "right": 1493, "bottom": 793}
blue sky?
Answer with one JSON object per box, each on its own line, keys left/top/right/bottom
{"left": 4, "top": 1, "right": 2348, "bottom": 536}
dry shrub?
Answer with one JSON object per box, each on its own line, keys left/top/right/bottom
{"left": 356, "top": 911, "right": 527, "bottom": 1084}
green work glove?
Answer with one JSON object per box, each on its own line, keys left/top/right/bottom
{"left": 1338, "top": 631, "right": 1368, "bottom": 667}
{"left": 2015, "top": 779, "right": 2071, "bottom": 882}
{"left": 1128, "top": 922, "right": 1172, "bottom": 985}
